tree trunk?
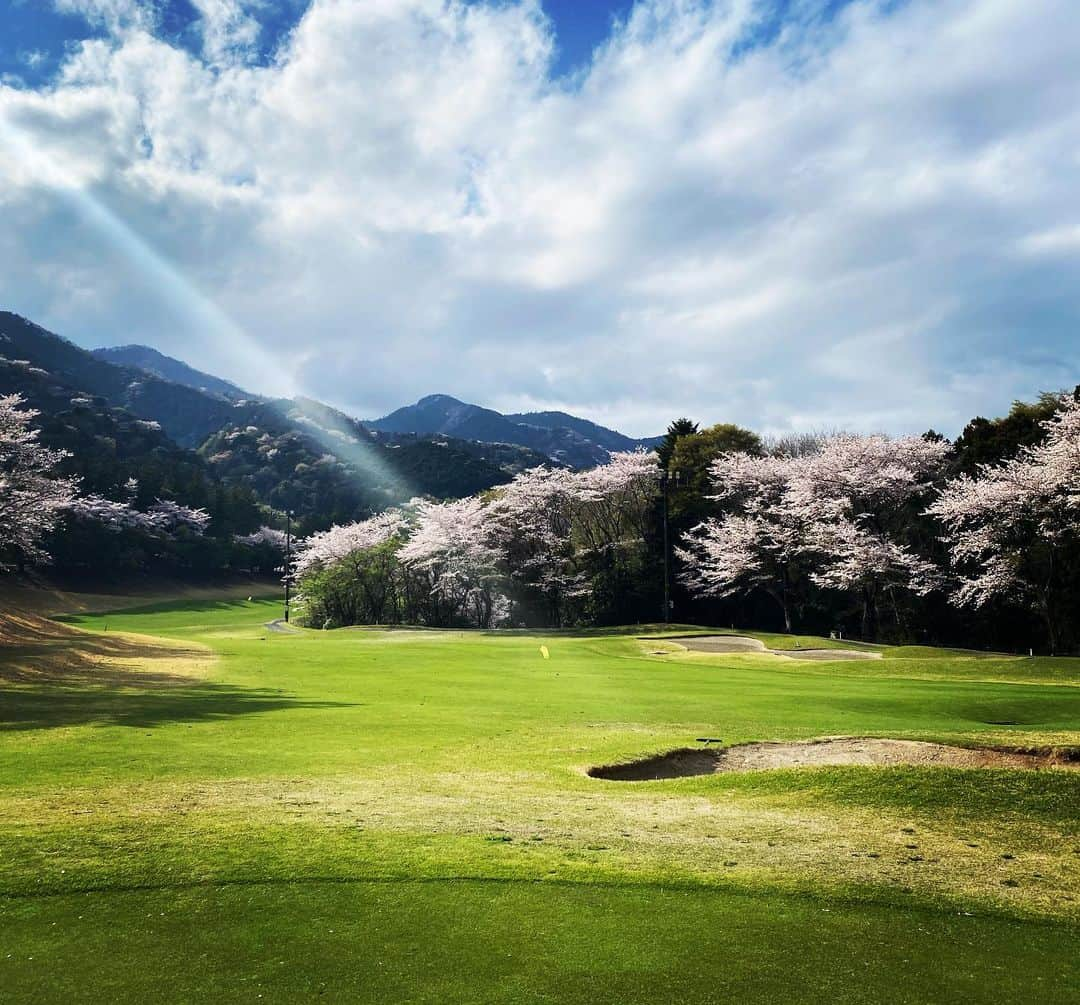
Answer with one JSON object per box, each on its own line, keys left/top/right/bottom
{"left": 780, "top": 568, "right": 793, "bottom": 633}
{"left": 1040, "top": 550, "right": 1057, "bottom": 656}
{"left": 768, "top": 568, "right": 794, "bottom": 633}
{"left": 861, "top": 585, "right": 878, "bottom": 641}
{"left": 1039, "top": 592, "right": 1057, "bottom": 656}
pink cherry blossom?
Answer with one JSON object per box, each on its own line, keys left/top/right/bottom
{"left": 0, "top": 394, "right": 77, "bottom": 567}
{"left": 927, "top": 394, "right": 1080, "bottom": 651}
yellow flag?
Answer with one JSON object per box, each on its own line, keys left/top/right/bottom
{"left": 540, "top": 645, "right": 550, "bottom": 660}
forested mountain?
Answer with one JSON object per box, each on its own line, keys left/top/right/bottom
{"left": 0, "top": 313, "right": 240, "bottom": 448}
{"left": 370, "top": 394, "right": 660, "bottom": 468}
{"left": 504, "top": 409, "right": 662, "bottom": 454}
{"left": 0, "top": 313, "right": 524, "bottom": 537}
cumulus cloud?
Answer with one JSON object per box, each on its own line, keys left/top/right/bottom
{"left": 0, "top": 0, "right": 1077, "bottom": 435}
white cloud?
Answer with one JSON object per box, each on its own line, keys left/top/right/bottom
{"left": 189, "top": 0, "right": 262, "bottom": 64}
{"left": 1019, "top": 223, "right": 1080, "bottom": 257}
{"left": 0, "top": 0, "right": 1077, "bottom": 436}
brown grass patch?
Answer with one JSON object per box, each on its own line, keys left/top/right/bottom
{"left": 0, "top": 612, "right": 211, "bottom": 687}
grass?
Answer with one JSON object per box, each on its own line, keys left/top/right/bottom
{"left": 1, "top": 595, "right": 1078, "bottom": 1002}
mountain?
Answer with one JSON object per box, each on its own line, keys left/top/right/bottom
{"left": 92, "top": 344, "right": 246, "bottom": 400}
{"left": 0, "top": 313, "right": 241, "bottom": 448}
{"left": 373, "top": 394, "right": 521, "bottom": 441}
{"left": 505, "top": 409, "right": 663, "bottom": 455}
{"left": 370, "top": 394, "right": 659, "bottom": 468}
{"left": 0, "top": 313, "right": 521, "bottom": 525}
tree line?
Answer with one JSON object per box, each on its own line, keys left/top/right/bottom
{"left": 3, "top": 388, "right": 1078, "bottom": 652}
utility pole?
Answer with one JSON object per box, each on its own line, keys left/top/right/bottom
{"left": 283, "top": 509, "right": 293, "bottom": 623}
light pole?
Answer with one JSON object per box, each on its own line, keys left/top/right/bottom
{"left": 660, "top": 468, "right": 680, "bottom": 624}
{"left": 283, "top": 509, "right": 294, "bottom": 623}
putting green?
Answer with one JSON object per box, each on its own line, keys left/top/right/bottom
{"left": 1, "top": 596, "right": 1077, "bottom": 1002}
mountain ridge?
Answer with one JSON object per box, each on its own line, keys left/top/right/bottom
{"left": 370, "top": 393, "right": 659, "bottom": 468}
{"left": 92, "top": 344, "right": 246, "bottom": 401}
{"left": 78, "top": 343, "right": 656, "bottom": 469}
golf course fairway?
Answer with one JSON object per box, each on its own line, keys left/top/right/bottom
{"left": 1, "top": 596, "right": 1077, "bottom": 1003}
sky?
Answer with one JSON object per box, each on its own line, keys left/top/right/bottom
{"left": 0, "top": 1, "right": 1077, "bottom": 437}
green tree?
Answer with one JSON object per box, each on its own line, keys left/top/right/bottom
{"left": 951, "top": 391, "right": 1074, "bottom": 474}
{"left": 668, "top": 423, "right": 762, "bottom": 525}
{"left": 657, "top": 418, "right": 698, "bottom": 468}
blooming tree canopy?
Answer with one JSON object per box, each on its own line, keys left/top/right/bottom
{"left": 291, "top": 451, "right": 663, "bottom": 630}
{"left": 680, "top": 434, "right": 947, "bottom": 637}
{"left": 67, "top": 495, "right": 211, "bottom": 537}
{"left": 0, "top": 394, "right": 77, "bottom": 567}
{"left": 484, "top": 466, "right": 581, "bottom": 625}
{"left": 399, "top": 496, "right": 505, "bottom": 628}
{"left": 235, "top": 526, "right": 289, "bottom": 551}
{"left": 292, "top": 510, "right": 411, "bottom": 627}
{"left": 927, "top": 395, "right": 1080, "bottom": 651}
{"left": 573, "top": 449, "right": 660, "bottom": 555}
{"left": 294, "top": 510, "right": 409, "bottom": 578}
{"left": 791, "top": 435, "right": 947, "bottom": 636}
{"left": 677, "top": 452, "right": 810, "bottom": 632}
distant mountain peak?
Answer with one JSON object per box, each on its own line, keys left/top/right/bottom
{"left": 416, "top": 393, "right": 467, "bottom": 407}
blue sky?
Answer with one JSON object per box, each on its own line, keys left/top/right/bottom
{"left": 0, "top": 1, "right": 1076, "bottom": 436}
{"left": 2, "top": 1, "right": 641, "bottom": 82}
{"left": 1, "top": 1, "right": 871, "bottom": 82}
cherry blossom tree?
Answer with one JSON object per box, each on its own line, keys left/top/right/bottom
{"left": 233, "top": 525, "right": 288, "bottom": 575}
{"left": 399, "top": 496, "right": 505, "bottom": 627}
{"left": 680, "top": 435, "right": 946, "bottom": 637}
{"left": 67, "top": 494, "right": 157, "bottom": 533}
{"left": 571, "top": 450, "right": 660, "bottom": 621}
{"left": 927, "top": 395, "right": 1080, "bottom": 652}
{"left": 573, "top": 450, "right": 660, "bottom": 550}
{"left": 791, "top": 434, "right": 947, "bottom": 638}
{"left": 295, "top": 511, "right": 408, "bottom": 577}
{"left": 145, "top": 499, "right": 211, "bottom": 535}
{"left": 235, "top": 526, "right": 288, "bottom": 550}
{"left": 294, "top": 510, "right": 410, "bottom": 626}
{"left": 67, "top": 495, "right": 211, "bottom": 537}
{"left": 484, "top": 466, "right": 581, "bottom": 626}
{"left": 0, "top": 394, "right": 77, "bottom": 568}
{"left": 677, "top": 452, "right": 810, "bottom": 632}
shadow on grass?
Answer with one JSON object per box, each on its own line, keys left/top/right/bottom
{"left": 0, "top": 682, "right": 353, "bottom": 732}
{"left": 0, "top": 613, "right": 354, "bottom": 731}
{"left": 53, "top": 595, "right": 278, "bottom": 622}
{"left": 0, "top": 614, "right": 206, "bottom": 687}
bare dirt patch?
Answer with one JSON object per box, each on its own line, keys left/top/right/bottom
{"left": 588, "top": 737, "right": 1079, "bottom": 780}
{"left": 665, "top": 635, "right": 882, "bottom": 660}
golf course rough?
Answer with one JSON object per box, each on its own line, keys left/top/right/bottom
{"left": 1, "top": 596, "right": 1078, "bottom": 1003}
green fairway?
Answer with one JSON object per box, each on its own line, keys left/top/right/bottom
{"left": 2, "top": 597, "right": 1078, "bottom": 1002}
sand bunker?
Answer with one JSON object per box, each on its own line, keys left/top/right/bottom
{"left": 587, "top": 737, "right": 1078, "bottom": 780}
{"left": 666, "top": 635, "right": 882, "bottom": 661}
